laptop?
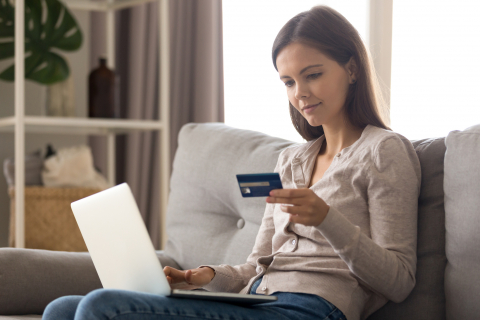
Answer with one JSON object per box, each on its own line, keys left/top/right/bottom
{"left": 71, "top": 183, "right": 277, "bottom": 305}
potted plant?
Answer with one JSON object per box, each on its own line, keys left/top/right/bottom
{"left": 0, "top": 0, "right": 83, "bottom": 115}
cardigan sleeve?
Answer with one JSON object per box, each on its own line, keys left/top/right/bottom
{"left": 316, "top": 136, "right": 421, "bottom": 302}
{"left": 201, "top": 150, "right": 285, "bottom": 293}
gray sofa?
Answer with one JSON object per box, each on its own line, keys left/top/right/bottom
{"left": 0, "top": 122, "right": 479, "bottom": 320}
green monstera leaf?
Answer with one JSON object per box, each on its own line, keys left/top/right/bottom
{"left": 0, "top": 0, "right": 82, "bottom": 84}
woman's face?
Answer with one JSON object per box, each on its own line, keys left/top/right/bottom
{"left": 276, "top": 42, "right": 355, "bottom": 128}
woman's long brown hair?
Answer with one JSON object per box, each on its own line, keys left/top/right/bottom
{"left": 272, "top": 6, "right": 391, "bottom": 141}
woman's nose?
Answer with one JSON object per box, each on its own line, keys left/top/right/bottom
{"left": 294, "top": 83, "right": 310, "bottom": 100}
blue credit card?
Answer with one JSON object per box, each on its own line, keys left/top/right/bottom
{"left": 236, "top": 173, "right": 283, "bottom": 197}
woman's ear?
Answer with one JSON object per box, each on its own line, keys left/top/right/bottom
{"left": 345, "top": 57, "right": 357, "bottom": 84}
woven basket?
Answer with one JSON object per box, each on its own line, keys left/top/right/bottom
{"left": 9, "top": 186, "right": 102, "bottom": 252}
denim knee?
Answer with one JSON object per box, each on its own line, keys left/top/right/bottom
{"left": 43, "top": 295, "right": 83, "bottom": 320}
{"left": 75, "top": 289, "right": 115, "bottom": 319}
{"left": 75, "top": 289, "right": 158, "bottom": 319}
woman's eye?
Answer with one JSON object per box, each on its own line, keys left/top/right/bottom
{"left": 284, "top": 80, "right": 294, "bottom": 87}
{"left": 307, "top": 73, "right": 322, "bottom": 80}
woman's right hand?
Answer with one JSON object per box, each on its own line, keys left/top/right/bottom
{"left": 163, "top": 266, "right": 215, "bottom": 290}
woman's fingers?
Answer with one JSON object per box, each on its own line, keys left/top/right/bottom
{"left": 282, "top": 204, "right": 328, "bottom": 226}
{"left": 164, "top": 267, "right": 214, "bottom": 290}
{"left": 266, "top": 196, "right": 304, "bottom": 205}
{"left": 280, "top": 204, "right": 304, "bottom": 215}
{"left": 267, "top": 189, "right": 312, "bottom": 205}
{"left": 164, "top": 267, "right": 186, "bottom": 284}
{"left": 269, "top": 188, "right": 310, "bottom": 198}
{"left": 163, "top": 266, "right": 173, "bottom": 279}
{"left": 266, "top": 188, "right": 330, "bottom": 227}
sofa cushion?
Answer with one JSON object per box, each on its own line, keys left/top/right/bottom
{"left": 444, "top": 124, "right": 480, "bottom": 320}
{"left": 0, "top": 248, "right": 100, "bottom": 315}
{"left": 368, "top": 137, "right": 447, "bottom": 320}
{"left": 0, "top": 248, "right": 179, "bottom": 315}
{"left": 164, "top": 123, "right": 296, "bottom": 269}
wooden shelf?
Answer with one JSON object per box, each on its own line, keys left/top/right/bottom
{"left": 62, "top": 0, "right": 157, "bottom": 11}
{"left": 10, "top": 0, "right": 170, "bottom": 249}
{"left": 0, "top": 116, "right": 163, "bottom": 135}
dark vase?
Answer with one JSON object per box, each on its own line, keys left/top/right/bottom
{"left": 88, "top": 57, "right": 120, "bottom": 118}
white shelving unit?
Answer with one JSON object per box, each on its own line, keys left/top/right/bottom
{"left": 9, "top": 0, "right": 170, "bottom": 249}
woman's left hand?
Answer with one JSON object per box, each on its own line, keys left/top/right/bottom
{"left": 266, "top": 188, "right": 330, "bottom": 227}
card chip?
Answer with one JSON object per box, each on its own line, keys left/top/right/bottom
{"left": 241, "top": 187, "right": 251, "bottom": 194}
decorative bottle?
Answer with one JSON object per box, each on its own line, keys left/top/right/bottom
{"left": 88, "top": 57, "right": 120, "bottom": 118}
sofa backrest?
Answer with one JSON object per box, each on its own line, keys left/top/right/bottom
{"left": 444, "top": 124, "right": 480, "bottom": 320}
{"left": 164, "top": 122, "right": 447, "bottom": 320}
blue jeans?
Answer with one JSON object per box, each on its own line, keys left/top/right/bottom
{"left": 43, "top": 278, "right": 346, "bottom": 320}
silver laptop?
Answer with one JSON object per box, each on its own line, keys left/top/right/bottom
{"left": 71, "top": 183, "right": 277, "bottom": 305}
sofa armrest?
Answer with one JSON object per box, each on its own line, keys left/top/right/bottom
{"left": 0, "top": 248, "right": 179, "bottom": 315}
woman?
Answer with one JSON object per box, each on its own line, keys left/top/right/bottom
{"left": 44, "top": 5, "right": 420, "bottom": 320}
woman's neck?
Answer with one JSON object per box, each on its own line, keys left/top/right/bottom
{"left": 321, "top": 122, "right": 365, "bottom": 158}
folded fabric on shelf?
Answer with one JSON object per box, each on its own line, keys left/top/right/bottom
{"left": 3, "top": 150, "right": 44, "bottom": 187}
{"left": 42, "top": 145, "right": 110, "bottom": 190}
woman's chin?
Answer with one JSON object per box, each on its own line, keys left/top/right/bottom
{"left": 306, "top": 119, "right": 323, "bottom": 127}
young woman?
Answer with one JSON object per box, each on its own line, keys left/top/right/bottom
{"left": 44, "top": 6, "right": 420, "bottom": 320}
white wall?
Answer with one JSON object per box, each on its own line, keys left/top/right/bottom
{"left": 390, "top": 0, "right": 480, "bottom": 140}
{"left": 0, "top": 10, "right": 90, "bottom": 247}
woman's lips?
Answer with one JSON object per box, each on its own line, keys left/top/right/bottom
{"left": 303, "top": 103, "right": 320, "bottom": 114}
